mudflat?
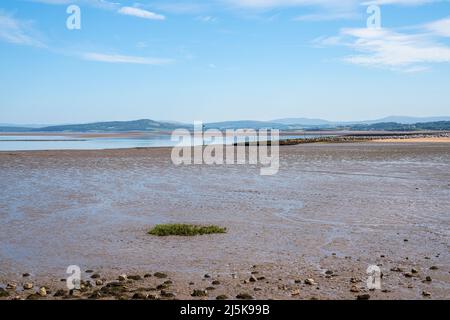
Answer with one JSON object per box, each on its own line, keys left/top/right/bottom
{"left": 0, "top": 143, "right": 449, "bottom": 300}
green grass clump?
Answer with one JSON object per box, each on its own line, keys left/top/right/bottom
{"left": 148, "top": 224, "right": 227, "bottom": 236}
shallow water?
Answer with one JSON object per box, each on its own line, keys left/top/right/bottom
{"left": 0, "top": 134, "right": 321, "bottom": 151}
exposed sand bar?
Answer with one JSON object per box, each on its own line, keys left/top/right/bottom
{"left": 0, "top": 143, "right": 449, "bottom": 300}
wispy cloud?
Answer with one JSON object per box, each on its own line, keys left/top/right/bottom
{"left": 81, "top": 52, "right": 173, "bottom": 65}
{"left": 117, "top": 7, "right": 165, "bottom": 20}
{"left": 424, "top": 16, "right": 450, "bottom": 37}
{"left": 0, "top": 11, "right": 45, "bottom": 47}
{"left": 28, "top": 0, "right": 120, "bottom": 10}
{"left": 316, "top": 22, "right": 450, "bottom": 72}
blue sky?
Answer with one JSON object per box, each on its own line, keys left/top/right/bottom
{"left": 0, "top": 0, "right": 449, "bottom": 124}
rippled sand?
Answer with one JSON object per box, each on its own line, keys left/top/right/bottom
{"left": 0, "top": 143, "right": 449, "bottom": 299}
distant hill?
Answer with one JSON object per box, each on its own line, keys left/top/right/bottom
{"left": 1, "top": 118, "right": 450, "bottom": 133}
{"left": 271, "top": 116, "right": 450, "bottom": 126}
{"left": 365, "top": 116, "right": 450, "bottom": 125}
{"left": 27, "top": 119, "right": 191, "bottom": 132}
{"left": 344, "top": 121, "right": 450, "bottom": 131}
{"left": 205, "top": 121, "right": 290, "bottom": 130}
{"left": 272, "top": 118, "right": 332, "bottom": 126}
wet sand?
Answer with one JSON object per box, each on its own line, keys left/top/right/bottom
{"left": 0, "top": 143, "right": 449, "bottom": 300}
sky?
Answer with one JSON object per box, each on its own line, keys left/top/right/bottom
{"left": 0, "top": 0, "right": 449, "bottom": 124}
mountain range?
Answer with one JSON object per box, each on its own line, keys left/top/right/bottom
{"left": 1, "top": 116, "right": 450, "bottom": 132}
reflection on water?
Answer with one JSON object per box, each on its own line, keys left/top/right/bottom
{"left": 0, "top": 134, "right": 325, "bottom": 151}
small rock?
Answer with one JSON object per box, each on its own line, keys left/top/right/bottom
{"left": 404, "top": 239, "right": 408, "bottom": 242}
{"left": 118, "top": 274, "right": 127, "bottom": 281}
{"left": 23, "top": 282, "right": 33, "bottom": 290}
{"left": 132, "top": 292, "right": 147, "bottom": 300}
{"left": 357, "top": 294, "right": 371, "bottom": 300}
{"left": 422, "top": 291, "right": 431, "bottom": 297}
{"left": 143, "top": 273, "right": 152, "bottom": 278}
{"left": 88, "top": 291, "right": 102, "bottom": 299}
{"left": 429, "top": 266, "right": 438, "bottom": 270}
{"left": 257, "top": 276, "right": 266, "bottom": 281}
{"left": 22, "top": 273, "right": 30, "bottom": 277}
{"left": 206, "top": 286, "right": 215, "bottom": 291}
{"left": 95, "top": 280, "right": 103, "bottom": 286}
{"left": 404, "top": 272, "right": 414, "bottom": 278}
{"left": 425, "top": 276, "right": 432, "bottom": 282}
{"left": 390, "top": 267, "right": 403, "bottom": 272}
{"left": 26, "top": 294, "right": 41, "bottom": 300}
{"left": 294, "top": 279, "right": 302, "bottom": 284}
{"left": 216, "top": 294, "right": 228, "bottom": 300}
{"left": 304, "top": 279, "right": 316, "bottom": 285}
{"left": 85, "top": 270, "right": 94, "bottom": 273}
{"left": 212, "top": 280, "right": 220, "bottom": 285}
{"left": 350, "top": 278, "right": 360, "bottom": 283}
{"left": 156, "top": 284, "right": 169, "bottom": 290}
{"left": 291, "top": 289, "right": 300, "bottom": 296}
{"left": 325, "top": 270, "right": 333, "bottom": 275}
{"left": 154, "top": 272, "right": 167, "bottom": 279}
{"left": 38, "top": 287, "right": 47, "bottom": 297}
{"left": 70, "top": 290, "right": 82, "bottom": 297}
{"left": 160, "top": 290, "right": 175, "bottom": 298}
{"left": 0, "top": 288, "right": 9, "bottom": 298}
{"left": 411, "top": 268, "right": 419, "bottom": 274}
{"left": 53, "top": 289, "right": 66, "bottom": 297}
{"left": 350, "top": 286, "right": 360, "bottom": 293}
{"left": 6, "top": 283, "right": 17, "bottom": 290}
{"left": 91, "top": 273, "right": 100, "bottom": 279}
{"left": 236, "top": 293, "right": 253, "bottom": 300}
{"left": 204, "top": 274, "right": 211, "bottom": 279}
{"left": 191, "top": 289, "right": 208, "bottom": 297}
{"left": 164, "top": 280, "right": 173, "bottom": 285}
{"left": 128, "top": 275, "right": 142, "bottom": 281}
{"left": 249, "top": 275, "right": 257, "bottom": 282}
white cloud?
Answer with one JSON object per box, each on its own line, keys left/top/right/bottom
{"left": 82, "top": 52, "right": 172, "bottom": 65}
{"left": 424, "top": 16, "right": 450, "bottom": 37}
{"left": 316, "top": 24, "right": 450, "bottom": 71}
{"left": 0, "top": 12, "right": 44, "bottom": 47}
{"left": 118, "top": 7, "right": 165, "bottom": 20}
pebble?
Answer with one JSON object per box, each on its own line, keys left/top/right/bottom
{"left": 257, "top": 276, "right": 266, "bottom": 281}
{"left": 191, "top": 289, "right": 208, "bottom": 297}
{"left": 249, "top": 275, "right": 257, "bottom": 282}
{"left": 425, "top": 276, "right": 432, "bottom": 282}
{"left": 404, "top": 272, "right": 413, "bottom": 278}
{"left": 95, "top": 280, "right": 103, "bottom": 286}
{"left": 6, "top": 283, "right": 17, "bottom": 290}
{"left": 0, "top": 288, "right": 9, "bottom": 298}
{"left": 91, "top": 273, "right": 100, "bottom": 279}
{"left": 411, "top": 268, "right": 419, "bottom": 274}
{"left": 85, "top": 270, "right": 94, "bottom": 273}
{"left": 118, "top": 274, "right": 127, "bottom": 281}
{"left": 304, "top": 279, "right": 316, "bottom": 285}
{"left": 143, "top": 274, "right": 152, "bottom": 278}
{"left": 291, "top": 289, "right": 300, "bottom": 296}
{"left": 236, "top": 293, "right": 254, "bottom": 300}
{"left": 160, "top": 290, "right": 175, "bottom": 298}
{"left": 53, "top": 289, "right": 66, "bottom": 297}
{"left": 154, "top": 272, "right": 167, "bottom": 279}
{"left": 23, "top": 282, "right": 33, "bottom": 290}
{"left": 204, "top": 274, "right": 211, "bottom": 279}
{"left": 132, "top": 292, "right": 147, "bottom": 300}
{"left": 325, "top": 270, "right": 333, "bottom": 275}
{"left": 212, "top": 280, "right": 221, "bottom": 285}
{"left": 350, "top": 286, "right": 360, "bottom": 293}
{"left": 356, "top": 294, "right": 371, "bottom": 300}
{"left": 390, "top": 267, "right": 403, "bottom": 272}
{"left": 128, "top": 275, "right": 142, "bottom": 281}
{"left": 22, "top": 273, "right": 30, "bottom": 277}
{"left": 216, "top": 294, "right": 228, "bottom": 300}
{"left": 422, "top": 291, "right": 431, "bottom": 297}
{"left": 429, "top": 266, "right": 438, "bottom": 270}
{"left": 38, "top": 287, "right": 47, "bottom": 297}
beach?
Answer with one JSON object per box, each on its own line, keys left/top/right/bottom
{"left": 0, "top": 142, "right": 449, "bottom": 300}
